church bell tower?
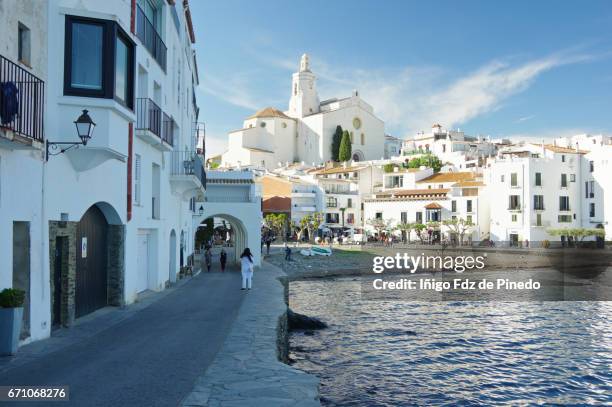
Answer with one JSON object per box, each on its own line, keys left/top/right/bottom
{"left": 288, "top": 53, "right": 320, "bottom": 118}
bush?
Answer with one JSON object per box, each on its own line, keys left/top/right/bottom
{"left": 542, "top": 240, "right": 550, "bottom": 248}
{"left": 0, "top": 288, "right": 25, "bottom": 308}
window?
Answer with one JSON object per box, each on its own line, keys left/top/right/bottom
{"left": 347, "top": 213, "right": 355, "bottom": 224}
{"left": 570, "top": 174, "right": 576, "bottom": 182}
{"left": 560, "top": 174, "right": 567, "bottom": 188}
{"left": 466, "top": 200, "right": 473, "bottom": 213}
{"left": 510, "top": 173, "right": 518, "bottom": 187}
{"left": 347, "top": 198, "right": 353, "bottom": 208}
{"left": 589, "top": 181, "right": 594, "bottom": 198}
{"left": 534, "top": 195, "right": 544, "bottom": 210}
{"left": 536, "top": 213, "right": 542, "bottom": 226}
{"left": 561, "top": 155, "right": 566, "bottom": 162}
{"left": 326, "top": 213, "right": 339, "bottom": 224}
{"left": 451, "top": 200, "right": 457, "bottom": 212}
{"left": 64, "top": 15, "right": 135, "bottom": 108}
{"left": 18, "top": 22, "right": 31, "bottom": 66}
{"left": 260, "top": 122, "right": 266, "bottom": 128}
{"left": 558, "top": 215, "right": 572, "bottom": 223}
{"left": 535, "top": 172, "right": 542, "bottom": 186}
{"left": 559, "top": 196, "right": 570, "bottom": 211}
{"left": 590, "top": 203, "right": 595, "bottom": 218}
{"left": 375, "top": 212, "right": 383, "bottom": 220}
{"left": 140, "top": 0, "right": 161, "bottom": 30}
{"left": 134, "top": 154, "right": 141, "bottom": 205}
{"left": 360, "top": 133, "right": 365, "bottom": 145}
{"left": 115, "top": 35, "right": 130, "bottom": 103}
{"left": 326, "top": 197, "right": 337, "bottom": 208}
{"left": 401, "top": 212, "right": 407, "bottom": 224}
{"left": 585, "top": 182, "right": 589, "bottom": 198}
{"left": 508, "top": 195, "right": 520, "bottom": 210}
{"left": 501, "top": 175, "right": 505, "bottom": 183}
{"left": 589, "top": 161, "right": 594, "bottom": 172}
{"left": 416, "top": 212, "right": 423, "bottom": 223}
{"left": 350, "top": 132, "right": 354, "bottom": 144}
{"left": 466, "top": 215, "right": 473, "bottom": 224}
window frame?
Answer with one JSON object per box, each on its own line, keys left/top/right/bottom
{"left": 18, "top": 22, "right": 31, "bottom": 66}
{"left": 64, "top": 15, "right": 135, "bottom": 109}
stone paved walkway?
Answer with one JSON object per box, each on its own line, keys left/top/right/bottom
{"left": 180, "top": 261, "right": 320, "bottom": 407}
{"left": 0, "top": 268, "right": 244, "bottom": 407}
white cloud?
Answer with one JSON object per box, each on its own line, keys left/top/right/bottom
{"left": 199, "top": 72, "right": 261, "bottom": 111}
{"left": 204, "top": 133, "right": 228, "bottom": 159}
{"left": 517, "top": 115, "right": 535, "bottom": 123}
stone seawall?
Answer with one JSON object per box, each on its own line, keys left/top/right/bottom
{"left": 181, "top": 262, "right": 320, "bottom": 406}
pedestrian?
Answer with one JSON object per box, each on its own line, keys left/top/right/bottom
{"left": 265, "top": 237, "right": 272, "bottom": 255}
{"left": 284, "top": 243, "right": 292, "bottom": 261}
{"left": 240, "top": 248, "right": 254, "bottom": 290}
{"left": 220, "top": 248, "right": 227, "bottom": 272}
{"left": 204, "top": 247, "right": 212, "bottom": 272}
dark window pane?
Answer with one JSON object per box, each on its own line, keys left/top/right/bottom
{"left": 71, "top": 22, "right": 103, "bottom": 90}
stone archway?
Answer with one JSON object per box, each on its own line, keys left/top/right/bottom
{"left": 49, "top": 201, "right": 125, "bottom": 327}
{"left": 352, "top": 150, "right": 364, "bottom": 162}
{"left": 197, "top": 214, "right": 249, "bottom": 266}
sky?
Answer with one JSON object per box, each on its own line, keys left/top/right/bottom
{"left": 189, "top": 0, "right": 612, "bottom": 158}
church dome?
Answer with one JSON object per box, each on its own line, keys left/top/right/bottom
{"left": 248, "top": 107, "right": 292, "bottom": 120}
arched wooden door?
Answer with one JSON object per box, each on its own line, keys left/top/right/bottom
{"left": 76, "top": 205, "right": 108, "bottom": 318}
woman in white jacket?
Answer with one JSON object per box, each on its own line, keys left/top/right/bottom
{"left": 240, "top": 248, "right": 254, "bottom": 290}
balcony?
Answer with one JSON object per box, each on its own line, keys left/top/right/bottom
{"left": 0, "top": 54, "right": 44, "bottom": 149}
{"left": 136, "top": 5, "right": 167, "bottom": 71}
{"left": 292, "top": 191, "right": 317, "bottom": 198}
{"left": 293, "top": 204, "right": 316, "bottom": 212}
{"left": 170, "top": 150, "right": 206, "bottom": 196}
{"left": 135, "top": 98, "right": 173, "bottom": 151}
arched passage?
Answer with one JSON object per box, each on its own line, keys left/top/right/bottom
{"left": 50, "top": 201, "right": 125, "bottom": 327}
{"left": 196, "top": 214, "right": 249, "bottom": 267}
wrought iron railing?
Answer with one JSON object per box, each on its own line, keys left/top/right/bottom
{"left": 135, "top": 98, "right": 162, "bottom": 137}
{"left": 0, "top": 54, "right": 44, "bottom": 141}
{"left": 170, "top": 150, "right": 206, "bottom": 189}
{"left": 136, "top": 5, "right": 167, "bottom": 71}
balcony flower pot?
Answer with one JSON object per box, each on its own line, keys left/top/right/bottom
{"left": 0, "top": 288, "right": 25, "bottom": 356}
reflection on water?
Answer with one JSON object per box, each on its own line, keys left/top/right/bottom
{"left": 289, "top": 271, "right": 612, "bottom": 406}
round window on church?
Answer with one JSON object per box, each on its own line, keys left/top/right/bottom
{"left": 260, "top": 121, "right": 266, "bottom": 128}
{"left": 353, "top": 117, "right": 362, "bottom": 130}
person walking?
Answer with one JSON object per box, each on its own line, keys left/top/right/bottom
{"left": 240, "top": 248, "right": 254, "bottom": 290}
{"left": 204, "top": 247, "right": 212, "bottom": 272}
{"left": 284, "top": 243, "right": 292, "bottom": 261}
{"left": 219, "top": 248, "right": 227, "bottom": 272}
{"left": 265, "top": 237, "right": 272, "bottom": 255}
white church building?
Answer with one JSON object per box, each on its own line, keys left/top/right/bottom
{"left": 221, "top": 54, "right": 385, "bottom": 170}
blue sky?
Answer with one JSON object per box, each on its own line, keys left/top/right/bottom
{"left": 189, "top": 0, "right": 612, "bottom": 157}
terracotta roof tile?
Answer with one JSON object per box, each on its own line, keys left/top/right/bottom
{"left": 416, "top": 172, "right": 476, "bottom": 184}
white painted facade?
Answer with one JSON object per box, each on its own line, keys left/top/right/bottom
{"left": 0, "top": 0, "right": 261, "bottom": 350}
{"left": 222, "top": 54, "right": 385, "bottom": 170}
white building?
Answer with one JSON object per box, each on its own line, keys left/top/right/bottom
{"left": 384, "top": 134, "right": 403, "bottom": 159}
{"left": 485, "top": 143, "right": 588, "bottom": 245}
{"left": 363, "top": 170, "right": 489, "bottom": 243}
{"left": 310, "top": 163, "right": 384, "bottom": 230}
{"left": 402, "top": 124, "right": 496, "bottom": 170}
{"left": 221, "top": 54, "right": 385, "bottom": 170}
{"left": 0, "top": 0, "right": 262, "bottom": 348}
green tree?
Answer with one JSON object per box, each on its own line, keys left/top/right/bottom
{"left": 338, "top": 130, "right": 352, "bottom": 162}
{"left": 442, "top": 217, "right": 475, "bottom": 245}
{"left": 383, "top": 163, "right": 398, "bottom": 173}
{"left": 395, "top": 222, "right": 415, "bottom": 243}
{"left": 265, "top": 213, "right": 288, "bottom": 241}
{"left": 413, "top": 223, "right": 427, "bottom": 244}
{"left": 367, "top": 217, "right": 394, "bottom": 236}
{"left": 331, "top": 125, "right": 343, "bottom": 161}
{"left": 407, "top": 154, "right": 442, "bottom": 172}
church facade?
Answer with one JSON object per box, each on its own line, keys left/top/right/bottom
{"left": 221, "top": 54, "right": 385, "bottom": 170}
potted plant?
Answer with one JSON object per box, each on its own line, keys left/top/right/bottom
{"left": 0, "top": 288, "right": 25, "bottom": 356}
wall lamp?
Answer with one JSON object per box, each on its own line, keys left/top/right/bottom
{"left": 46, "top": 109, "right": 96, "bottom": 161}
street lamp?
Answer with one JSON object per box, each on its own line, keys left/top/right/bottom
{"left": 46, "top": 109, "right": 96, "bottom": 161}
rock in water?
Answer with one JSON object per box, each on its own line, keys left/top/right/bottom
{"left": 287, "top": 308, "right": 328, "bottom": 330}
